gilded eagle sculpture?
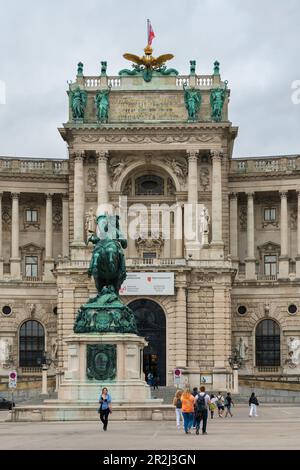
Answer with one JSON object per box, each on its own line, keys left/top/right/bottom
{"left": 119, "top": 45, "right": 178, "bottom": 82}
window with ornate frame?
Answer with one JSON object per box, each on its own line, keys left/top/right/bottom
{"left": 257, "top": 242, "right": 280, "bottom": 278}
{"left": 135, "top": 175, "right": 165, "bottom": 196}
{"left": 24, "top": 207, "right": 40, "bottom": 229}
{"left": 262, "top": 206, "right": 278, "bottom": 228}
{"left": 264, "top": 255, "right": 277, "bottom": 276}
{"left": 19, "top": 320, "right": 45, "bottom": 367}
{"left": 255, "top": 319, "right": 280, "bottom": 367}
{"left": 25, "top": 256, "right": 38, "bottom": 277}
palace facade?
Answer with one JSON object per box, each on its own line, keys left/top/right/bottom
{"left": 0, "top": 53, "right": 300, "bottom": 390}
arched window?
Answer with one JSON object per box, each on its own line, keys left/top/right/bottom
{"left": 135, "top": 175, "right": 164, "bottom": 195}
{"left": 255, "top": 320, "right": 280, "bottom": 367}
{"left": 19, "top": 321, "right": 45, "bottom": 367}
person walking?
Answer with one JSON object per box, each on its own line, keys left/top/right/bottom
{"left": 209, "top": 394, "right": 218, "bottom": 419}
{"left": 172, "top": 390, "right": 183, "bottom": 430}
{"left": 194, "top": 386, "right": 210, "bottom": 435}
{"left": 98, "top": 387, "right": 112, "bottom": 431}
{"left": 181, "top": 388, "right": 195, "bottom": 434}
{"left": 249, "top": 392, "right": 259, "bottom": 417}
{"left": 216, "top": 392, "right": 225, "bottom": 418}
{"left": 224, "top": 392, "right": 234, "bottom": 418}
{"left": 191, "top": 387, "right": 198, "bottom": 429}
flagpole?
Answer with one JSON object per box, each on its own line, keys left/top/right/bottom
{"left": 147, "top": 19, "right": 150, "bottom": 45}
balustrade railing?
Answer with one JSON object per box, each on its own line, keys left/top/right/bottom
{"left": 0, "top": 158, "right": 68, "bottom": 175}
{"left": 231, "top": 156, "right": 300, "bottom": 174}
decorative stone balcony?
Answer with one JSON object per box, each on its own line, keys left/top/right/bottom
{"left": 231, "top": 155, "right": 300, "bottom": 175}
{"left": 0, "top": 157, "right": 69, "bottom": 175}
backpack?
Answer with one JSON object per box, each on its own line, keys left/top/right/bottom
{"left": 196, "top": 393, "right": 207, "bottom": 413}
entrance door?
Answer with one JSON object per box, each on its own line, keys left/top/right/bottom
{"left": 129, "top": 299, "right": 166, "bottom": 386}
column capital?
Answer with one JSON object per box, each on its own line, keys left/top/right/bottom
{"left": 246, "top": 192, "right": 255, "bottom": 199}
{"left": 210, "top": 150, "right": 224, "bottom": 162}
{"left": 11, "top": 192, "right": 20, "bottom": 200}
{"left": 186, "top": 150, "right": 198, "bottom": 162}
{"left": 96, "top": 151, "right": 109, "bottom": 162}
{"left": 280, "top": 191, "right": 288, "bottom": 199}
{"left": 45, "top": 193, "right": 53, "bottom": 201}
{"left": 229, "top": 192, "right": 238, "bottom": 200}
{"left": 73, "top": 152, "right": 85, "bottom": 162}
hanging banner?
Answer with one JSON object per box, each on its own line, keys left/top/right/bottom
{"left": 120, "top": 272, "right": 175, "bottom": 296}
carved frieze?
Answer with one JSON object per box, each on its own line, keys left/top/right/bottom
{"left": 2, "top": 205, "right": 12, "bottom": 230}
{"left": 77, "top": 133, "right": 221, "bottom": 145}
{"left": 239, "top": 206, "right": 247, "bottom": 231}
{"left": 87, "top": 167, "right": 97, "bottom": 192}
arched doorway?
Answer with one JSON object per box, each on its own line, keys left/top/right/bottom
{"left": 129, "top": 299, "right": 166, "bottom": 385}
{"left": 19, "top": 320, "right": 45, "bottom": 367}
{"left": 255, "top": 319, "right": 280, "bottom": 367}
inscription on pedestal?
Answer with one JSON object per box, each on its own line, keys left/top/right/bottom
{"left": 87, "top": 344, "right": 116, "bottom": 381}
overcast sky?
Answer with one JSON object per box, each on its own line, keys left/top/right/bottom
{"left": 0, "top": 0, "right": 299, "bottom": 159}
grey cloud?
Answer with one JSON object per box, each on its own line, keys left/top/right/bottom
{"left": 0, "top": 0, "right": 299, "bottom": 158}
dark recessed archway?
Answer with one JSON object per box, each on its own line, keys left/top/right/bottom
{"left": 129, "top": 299, "right": 166, "bottom": 386}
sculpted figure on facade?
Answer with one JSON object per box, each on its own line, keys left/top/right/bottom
{"left": 199, "top": 206, "right": 210, "bottom": 243}
{"left": 200, "top": 167, "right": 210, "bottom": 191}
{"left": 0, "top": 339, "right": 10, "bottom": 365}
{"left": 70, "top": 87, "right": 87, "bottom": 120}
{"left": 286, "top": 337, "right": 300, "bottom": 368}
{"left": 210, "top": 81, "right": 228, "bottom": 122}
{"left": 87, "top": 168, "right": 97, "bottom": 192}
{"left": 85, "top": 208, "right": 97, "bottom": 237}
{"left": 236, "top": 337, "right": 248, "bottom": 360}
{"left": 183, "top": 85, "right": 201, "bottom": 121}
{"left": 165, "top": 158, "right": 187, "bottom": 185}
{"left": 95, "top": 87, "right": 111, "bottom": 123}
{"left": 109, "top": 161, "right": 127, "bottom": 183}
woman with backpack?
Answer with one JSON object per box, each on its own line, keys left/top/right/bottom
{"left": 172, "top": 390, "right": 183, "bottom": 429}
{"left": 249, "top": 392, "right": 259, "bottom": 417}
{"left": 224, "top": 392, "right": 234, "bottom": 418}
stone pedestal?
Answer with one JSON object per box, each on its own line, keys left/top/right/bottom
{"left": 58, "top": 333, "right": 152, "bottom": 403}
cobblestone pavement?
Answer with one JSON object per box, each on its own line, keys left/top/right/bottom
{"left": 0, "top": 405, "right": 300, "bottom": 450}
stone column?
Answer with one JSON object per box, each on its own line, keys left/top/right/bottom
{"left": 175, "top": 202, "right": 183, "bottom": 258}
{"left": 97, "top": 151, "right": 109, "bottom": 214}
{"left": 296, "top": 191, "right": 300, "bottom": 278}
{"left": 279, "top": 191, "right": 289, "bottom": 278}
{"left": 10, "top": 193, "right": 21, "bottom": 279}
{"left": 185, "top": 150, "right": 200, "bottom": 257}
{"left": 175, "top": 282, "right": 187, "bottom": 368}
{"left": 44, "top": 194, "right": 54, "bottom": 281}
{"left": 0, "top": 193, "right": 3, "bottom": 279}
{"left": 211, "top": 151, "right": 223, "bottom": 246}
{"left": 72, "top": 153, "right": 85, "bottom": 245}
{"left": 245, "top": 192, "right": 256, "bottom": 280}
{"left": 229, "top": 193, "right": 238, "bottom": 259}
{"left": 62, "top": 195, "right": 69, "bottom": 257}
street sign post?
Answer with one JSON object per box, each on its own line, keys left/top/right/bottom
{"left": 8, "top": 370, "right": 17, "bottom": 388}
{"left": 173, "top": 368, "right": 182, "bottom": 387}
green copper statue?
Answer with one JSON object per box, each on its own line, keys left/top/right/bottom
{"left": 74, "top": 214, "right": 137, "bottom": 334}
{"left": 70, "top": 87, "right": 87, "bottom": 120}
{"left": 95, "top": 87, "right": 111, "bottom": 123}
{"left": 183, "top": 85, "right": 202, "bottom": 121}
{"left": 210, "top": 81, "right": 228, "bottom": 122}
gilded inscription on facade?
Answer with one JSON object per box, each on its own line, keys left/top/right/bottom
{"left": 109, "top": 93, "right": 186, "bottom": 121}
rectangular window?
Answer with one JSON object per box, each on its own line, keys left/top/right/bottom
{"left": 25, "top": 256, "right": 38, "bottom": 277}
{"left": 264, "top": 208, "right": 276, "bottom": 222}
{"left": 26, "top": 209, "right": 38, "bottom": 222}
{"left": 264, "top": 255, "right": 277, "bottom": 276}
{"left": 143, "top": 252, "right": 156, "bottom": 259}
